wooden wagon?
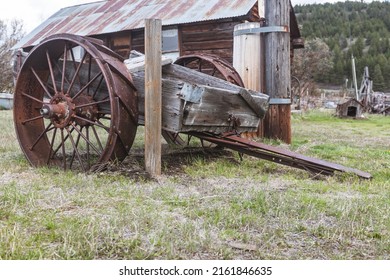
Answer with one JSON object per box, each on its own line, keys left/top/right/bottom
{"left": 11, "top": 1, "right": 371, "bottom": 178}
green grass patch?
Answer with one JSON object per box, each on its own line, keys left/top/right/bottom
{"left": 0, "top": 110, "right": 389, "bottom": 259}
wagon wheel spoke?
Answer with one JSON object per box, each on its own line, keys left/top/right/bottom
{"left": 22, "top": 115, "right": 43, "bottom": 125}
{"left": 30, "top": 67, "right": 53, "bottom": 99}
{"left": 21, "top": 92, "right": 48, "bottom": 104}
{"left": 67, "top": 51, "right": 87, "bottom": 96}
{"left": 66, "top": 126, "right": 86, "bottom": 172}
{"left": 96, "top": 120, "right": 110, "bottom": 131}
{"left": 197, "top": 58, "right": 202, "bottom": 72}
{"left": 61, "top": 44, "right": 68, "bottom": 93}
{"left": 46, "top": 50, "right": 58, "bottom": 93}
{"left": 72, "top": 115, "right": 109, "bottom": 131}
{"left": 91, "top": 125, "right": 104, "bottom": 152}
{"left": 75, "top": 98, "right": 109, "bottom": 109}
{"left": 86, "top": 126, "right": 91, "bottom": 169}
{"left": 69, "top": 126, "right": 83, "bottom": 170}
{"left": 70, "top": 123, "right": 101, "bottom": 155}
{"left": 92, "top": 76, "right": 104, "bottom": 99}
{"left": 51, "top": 126, "right": 75, "bottom": 158}
{"left": 70, "top": 47, "right": 84, "bottom": 90}
{"left": 56, "top": 63, "right": 71, "bottom": 90}
{"left": 60, "top": 128, "right": 67, "bottom": 170}
{"left": 88, "top": 56, "right": 93, "bottom": 95}
{"left": 211, "top": 66, "right": 217, "bottom": 76}
{"left": 47, "top": 128, "right": 58, "bottom": 164}
{"left": 73, "top": 72, "right": 103, "bottom": 100}
{"left": 29, "top": 123, "right": 54, "bottom": 151}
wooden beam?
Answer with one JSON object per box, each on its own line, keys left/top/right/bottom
{"left": 264, "top": 0, "right": 292, "bottom": 144}
{"left": 144, "top": 19, "right": 162, "bottom": 177}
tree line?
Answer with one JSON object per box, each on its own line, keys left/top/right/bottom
{"left": 294, "top": 1, "right": 390, "bottom": 92}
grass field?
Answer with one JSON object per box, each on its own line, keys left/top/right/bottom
{"left": 0, "top": 109, "right": 389, "bottom": 259}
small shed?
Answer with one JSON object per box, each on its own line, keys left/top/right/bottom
{"left": 13, "top": 0, "right": 303, "bottom": 63}
{"left": 336, "top": 98, "right": 366, "bottom": 118}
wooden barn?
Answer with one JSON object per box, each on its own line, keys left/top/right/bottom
{"left": 336, "top": 99, "right": 366, "bottom": 119}
{"left": 13, "top": 0, "right": 303, "bottom": 143}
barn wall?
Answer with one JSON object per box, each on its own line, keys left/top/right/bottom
{"left": 109, "top": 31, "right": 132, "bottom": 58}
{"left": 89, "top": 4, "right": 262, "bottom": 63}
{"left": 179, "top": 20, "right": 241, "bottom": 64}
{"left": 131, "top": 30, "right": 145, "bottom": 54}
{"left": 96, "top": 19, "right": 246, "bottom": 64}
{"left": 94, "top": 31, "right": 132, "bottom": 59}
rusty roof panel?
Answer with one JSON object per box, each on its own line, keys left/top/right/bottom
{"left": 14, "top": 0, "right": 259, "bottom": 49}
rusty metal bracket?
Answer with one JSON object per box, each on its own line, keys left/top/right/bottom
{"left": 233, "top": 25, "right": 289, "bottom": 36}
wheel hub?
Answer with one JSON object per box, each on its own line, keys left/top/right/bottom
{"left": 40, "top": 93, "right": 74, "bottom": 128}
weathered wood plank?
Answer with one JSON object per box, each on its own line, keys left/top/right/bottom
{"left": 132, "top": 71, "right": 184, "bottom": 132}
{"left": 125, "top": 51, "right": 172, "bottom": 72}
{"left": 265, "top": 0, "right": 290, "bottom": 99}
{"left": 264, "top": 0, "right": 291, "bottom": 143}
{"left": 182, "top": 86, "right": 260, "bottom": 130}
{"left": 181, "top": 40, "right": 233, "bottom": 51}
{"left": 144, "top": 19, "right": 162, "bottom": 176}
{"left": 181, "top": 30, "right": 233, "bottom": 42}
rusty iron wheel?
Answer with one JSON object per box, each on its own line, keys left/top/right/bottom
{"left": 14, "top": 34, "right": 138, "bottom": 172}
{"left": 162, "top": 54, "right": 244, "bottom": 146}
{"left": 174, "top": 54, "right": 245, "bottom": 87}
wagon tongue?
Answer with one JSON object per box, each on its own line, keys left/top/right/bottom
{"left": 189, "top": 132, "right": 372, "bottom": 179}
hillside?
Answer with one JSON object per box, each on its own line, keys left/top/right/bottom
{"left": 293, "top": 1, "right": 390, "bottom": 91}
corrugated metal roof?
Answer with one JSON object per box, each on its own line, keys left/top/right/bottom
{"left": 14, "top": 0, "right": 258, "bottom": 49}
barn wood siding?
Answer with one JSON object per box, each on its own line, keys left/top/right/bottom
{"left": 109, "top": 31, "right": 132, "bottom": 58}
{"left": 93, "top": 31, "right": 132, "bottom": 59}
{"left": 131, "top": 30, "right": 146, "bottom": 54}
{"left": 180, "top": 21, "right": 242, "bottom": 63}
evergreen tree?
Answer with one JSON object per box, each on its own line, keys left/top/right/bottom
{"left": 294, "top": 1, "right": 390, "bottom": 90}
{"left": 372, "top": 64, "right": 385, "bottom": 92}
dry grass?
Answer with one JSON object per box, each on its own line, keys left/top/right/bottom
{"left": 0, "top": 109, "right": 389, "bottom": 259}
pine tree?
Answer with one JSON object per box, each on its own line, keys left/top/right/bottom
{"left": 372, "top": 64, "right": 385, "bottom": 92}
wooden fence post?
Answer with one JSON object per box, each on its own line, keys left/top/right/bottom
{"left": 144, "top": 18, "right": 162, "bottom": 176}
{"left": 264, "top": 0, "right": 292, "bottom": 144}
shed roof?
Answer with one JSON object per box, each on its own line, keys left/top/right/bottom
{"left": 15, "top": 0, "right": 300, "bottom": 50}
{"left": 337, "top": 98, "right": 365, "bottom": 108}
{"left": 15, "top": 0, "right": 261, "bottom": 49}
